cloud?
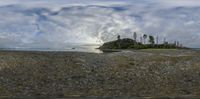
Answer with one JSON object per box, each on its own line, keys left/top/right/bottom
{"left": 156, "top": 0, "right": 200, "bottom": 7}
{"left": 0, "top": 0, "right": 200, "bottom": 48}
{"left": 0, "top": 0, "right": 128, "bottom": 7}
{"left": 0, "top": 5, "right": 141, "bottom": 48}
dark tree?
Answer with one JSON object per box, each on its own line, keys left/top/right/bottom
{"left": 143, "top": 34, "right": 147, "bottom": 44}
{"left": 177, "top": 41, "right": 179, "bottom": 47}
{"left": 163, "top": 37, "right": 166, "bottom": 44}
{"left": 156, "top": 35, "right": 159, "bottom": 44}
{"left": 133, "top": 32, "right": 137, "bottom": 41}
{"left": 140, "top": 36, "right": 143, "bottom": 44}
{"left": 117, "top": 35, "right": 121, "bottom": 40}
{"left": 149, "top": 35, "right": 155, "bottom": 44}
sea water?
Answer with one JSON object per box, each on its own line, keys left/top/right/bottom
{"left": 0, "top": 44, "right": 103, "bottom": 53}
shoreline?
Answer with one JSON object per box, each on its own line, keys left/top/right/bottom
{"left": 0, "top": 47, "right": 196, "bottom": 54}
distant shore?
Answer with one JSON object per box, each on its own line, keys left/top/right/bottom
{"left": 99, "top": 38, "right": 187, "bottom": 50}
{"left": 0, "top": 49, "right": 200, "bottom": 98}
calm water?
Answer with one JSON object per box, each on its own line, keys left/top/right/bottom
{"left": 0, "top": 44, "right": 103, "bottom": 53}
{"left": 192, "top": 48, "right": 200, "bottom": 50}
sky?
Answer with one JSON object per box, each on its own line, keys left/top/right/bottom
{"left": 0, "top": 0, "right": 200, "bottom": 48}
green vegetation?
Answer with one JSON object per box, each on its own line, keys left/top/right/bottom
{"left": 99, "top": 33, "right": 187, "bottom": 50}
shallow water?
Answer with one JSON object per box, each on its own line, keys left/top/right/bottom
{"left": 192, "top": 48, "right": 200, "bottom": 51}
{"left": 0, "top": 44, "right": 103, "bottom": 53}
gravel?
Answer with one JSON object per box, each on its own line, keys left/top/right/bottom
{"left": 0, "top": 49, "right": 200, "bottom": 98}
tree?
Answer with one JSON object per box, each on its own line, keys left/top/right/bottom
{"left": 140, "top": 36, "right": 143, "bottom": 44}
{"left": 117, "top": 35, "right": 121, "bottom": 40}
{"left": 143, "top": 34, "right": 147, "bottom": 44}
{"left": 163, "top": 37, "right": 166, "bottom": 44}
{"left": 133, "top": 32, "right": 137, "bottom": 41}
{"left": 177, "top": 41, "right": 179, "bottom": 47}
{"left": 149, "top": 35, "right": 155, "bottom": 44}
{"left": 174, "top": 41, "right": 177, "bottom": 46}
{"left": 156, "top": 35, "right": 159, "bottom": 44}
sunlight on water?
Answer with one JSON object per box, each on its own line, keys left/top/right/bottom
{"left": 0, "top": 44, "right": 103, "bottom": 53}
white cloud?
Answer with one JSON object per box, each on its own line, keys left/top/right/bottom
{"left": 0, "top": 0, "right": 200, "bottom": 48}
{"left": 0, "top": 5, "right": 141, "bottom": 48}
{"left": 156, "top": 0, "right": 200, "bottom": 7}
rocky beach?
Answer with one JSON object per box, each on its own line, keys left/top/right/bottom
{"left": 0, "top": 49, "right": 200, "bottom": 98}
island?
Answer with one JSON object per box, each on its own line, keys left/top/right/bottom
{"left": 99, "top": 33, "right": 187, "bottom": 50}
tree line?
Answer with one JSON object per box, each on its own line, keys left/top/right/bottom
{"left": 117, "top": 32, "right": 183, "bottom": 48}
{"left": 99, "top": 31, "right": 185, "bottom": 50}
